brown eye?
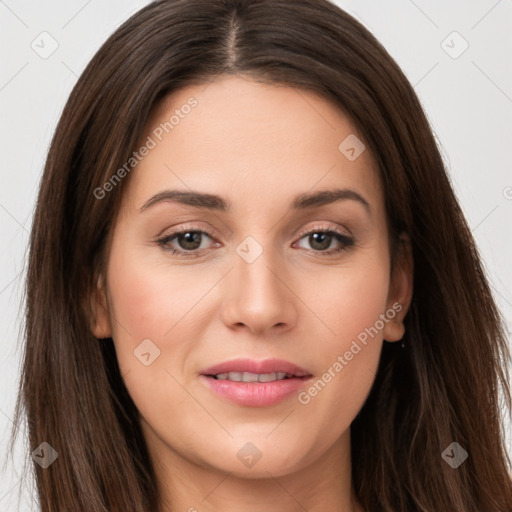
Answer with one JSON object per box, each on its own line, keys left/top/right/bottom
{"left": 174, "top": 231, "right": 203, "bottom": 251}
{"left": 295, "top": 229, "right": 354, "bottom": 256}
{"left": 156, "top": 228, "right": 215, "bottom": 257}
{"left": 308, "top": 232, "right": 332, "bottom": 251}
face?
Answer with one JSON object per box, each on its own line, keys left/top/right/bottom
{"left": 91, "top": 75, "right": 412, "bottom": 481}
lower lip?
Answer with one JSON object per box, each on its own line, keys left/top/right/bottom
{"left": 200, "top": 375, "right": 311, "bottom": 407}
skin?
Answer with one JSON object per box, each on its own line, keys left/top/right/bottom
{"left": 91, "top": 75, "right": 413, "bottom": 512}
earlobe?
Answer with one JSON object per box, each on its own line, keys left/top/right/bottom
{"left": 383, "top": 318, "right": 406, "bottom": 342}
{"left": 89, "top": 274, "right": 112, "bottom": 339}
{"left": 383, "top": 234, "right": 413, "bottom": 342}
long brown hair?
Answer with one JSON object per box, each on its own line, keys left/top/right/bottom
{"left": 11, "top": 0, "right": 512, "bottom": 510}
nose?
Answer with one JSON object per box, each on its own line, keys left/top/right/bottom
{"left": 220, "top": 247, "right": 298, "bottom": 336}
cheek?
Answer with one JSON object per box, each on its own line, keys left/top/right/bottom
{"left": 104, "top": 242, "right": 195, "bottom": 378}
{"left": 308, "top": 253, "right": 390, "bottom": 347}
{"left": 104, "top": 247, "right": 205, "bottom": 426}
{"left": 104, "top": 241, "right": 225, "bottom": 402}
{"left": 107, "top": 263, "right": 169, "bottom": 342}
{"left": 294, "top": 254, "right": 390, "bottom": 419}
{"left": 106, "top": 245, "right": 207, "bottom": 341}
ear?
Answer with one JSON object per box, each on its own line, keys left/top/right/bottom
{"left": 89, "top": 274, "right": 112, "bottom": 339}
{"left": 383, "top": 233, "right": 413, "bottom": 342}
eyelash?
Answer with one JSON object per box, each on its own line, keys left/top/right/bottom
{"left": 155, "top": 223, "right": 354, "bottom": 259}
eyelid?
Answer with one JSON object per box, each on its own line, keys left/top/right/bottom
{"left": 155, "top": 221, "right": 219, "bottom": 240}
{"left": 292, "top": 222, "right": 354, "bottom": 256}
{"left": 162, "top": 221, "right": 351, "bottom": 239}
{"left": 154, "top": 223, "right": 219, "bottom": 258}
{"left": 155, "top": 221, "right": 353, "bottom": 257}
{"left": 294, "top": 221, "right": 351, "bottom": 240}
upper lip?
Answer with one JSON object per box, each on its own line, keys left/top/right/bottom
{"left": 201, "top": 358, "right": 311, "bottom": 377}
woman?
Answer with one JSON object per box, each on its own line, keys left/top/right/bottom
{"left": 11, "top": 0, "right": 512, "bottom": 510}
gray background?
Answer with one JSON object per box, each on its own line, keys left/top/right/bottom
{"left": 1, "top": 0, "right": 511, "bottom": 510}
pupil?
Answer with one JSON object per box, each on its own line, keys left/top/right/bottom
{"left": 178, "top": 232, "right": 201, "bottom": 250}
{"left": 310, "top": 232, "right": 331, "bottom": 250}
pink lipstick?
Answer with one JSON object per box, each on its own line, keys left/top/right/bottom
{"left": 200, "top": 358, "right": 312, "bottom": 407}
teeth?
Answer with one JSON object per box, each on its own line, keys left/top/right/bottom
{"left": 258, "top": 373, "right": 278, "bottom": 382}
{"left": 213, "top": 372, "right": 297, "bottom": 382}
{"left": 240, "top": 372, "right": 259, "bottom": 382}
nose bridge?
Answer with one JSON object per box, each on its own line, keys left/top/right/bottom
{"left": 237, "top": 246, "right": 281, "bottom": 302}
{"left": 221, "top": 235, "right": 297, "bottom": 334}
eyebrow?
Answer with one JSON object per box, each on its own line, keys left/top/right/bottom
{"left": 139, "top": 188, "right": 371, "bottom": 214}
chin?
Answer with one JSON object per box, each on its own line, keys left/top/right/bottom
{"left": 196, "top": 437, "right": 315, "bottom": 479}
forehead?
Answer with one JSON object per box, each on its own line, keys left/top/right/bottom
{"left": 122, "top": 75, "right": 384, "bottom": 214}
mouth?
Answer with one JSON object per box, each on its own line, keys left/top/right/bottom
{"left": 200, "top": 358, "right": 313, "bottom": 407}
{"left": 207, "top": 371, "right": 310, "bottom": 382}
{"left": 200, "top": 357, "right": 312, "bottom": 380}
